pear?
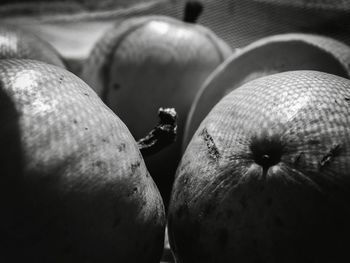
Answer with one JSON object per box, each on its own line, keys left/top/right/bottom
{"left": 169, "top": 70, "right": 350, "bottom": 263}
{"left": 0, "top": 59, "right": 165, "bottom": 263}
{"left": 81, "top": 1, "right": 232, "bottom": 207}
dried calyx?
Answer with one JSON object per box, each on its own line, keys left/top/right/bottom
{"left": 137, "top": 108, "right": 177, "bottom": 156}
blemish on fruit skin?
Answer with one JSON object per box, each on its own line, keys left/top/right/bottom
{"left": 94, "top": 161, "right": 104, "bottom": 168}
{"left": 319, "top": 144, "right": 342, "bottom": 167}
{"left": 73, "top": 119, "right": 78, "bottom": 124}
{"left": 58, "top": 75, "right": 64, "bottom": 84}
{"left": 117, "top": 143, "right": 126, "bottom": 152}
{"left": 126, "top": 187, "right": 138, "bottom": 197}
{"left": 130, "top": 161, "right": 141, "bottom": 174}
{"left": 294, "top": 151, "right": 304, "bottom": 165}
{"left": 344, "top": 97, "right": 350, "bottom": 102}
{"left": 200, "top": 128, "right": 221, "bottom": 161}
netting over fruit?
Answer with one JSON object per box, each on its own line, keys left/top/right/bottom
{"left": 1, "top": 1, "right": 349, "bottom": 263}
{"left": 1, "top": 0, "right": 350, "bottom": 50}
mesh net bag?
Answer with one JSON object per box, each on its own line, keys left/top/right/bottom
{"left": 1, "top": 0, "right": 350, "bottom": 56}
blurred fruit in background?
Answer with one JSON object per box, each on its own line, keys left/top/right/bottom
{"left": 2, "top": 0, "right": 350, "bottom": 75}
{"left": 184, "top": 33, "right": 350, "bottom": 148}
{"left": 0, "top": 25, "right": 65, "bottom": 67}
{"left": 0, "top": 0, "right": 181, "bottom": 74}
{"left": 0, "top": 59, "right": 165, "bottom": 263}
{"left": 169, "top": 70, "right": 350, "bottom": 263}
{"left": 80, "top": 1, "right": 232, "bottom": 208}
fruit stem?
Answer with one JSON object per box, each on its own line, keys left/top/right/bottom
{"left": 137, "top": 108, "right": 177, "bottom": 156}
{"left": 183, "top": 1, "right": 203, "bottom": 23}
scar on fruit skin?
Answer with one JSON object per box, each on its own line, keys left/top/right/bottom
{"left": 294, "top": 151, "right": 305, "bottom": 165}
{"left": 130, "top": 161, "right": 141, "bottom": 174}
{"left": 200, "top": 128, "right": 221, "bottom": 161}
{"left": 319, "top": 144, "right": 342, "bottom": 167}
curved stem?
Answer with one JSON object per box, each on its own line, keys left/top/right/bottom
{"left": 137, "top": 108, "right": 177, "bottom": 157}
{"left": 183, "top": 1, "right": 204, "bottom": 23}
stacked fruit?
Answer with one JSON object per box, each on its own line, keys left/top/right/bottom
{"left": 0, "top": 23, "right": 172, "bottom": 262}
{"left": 81, "top": 1, "right": 232, "bottom": 209}
{"left": 1, "top": 1, "right": 350, "bottom": 263}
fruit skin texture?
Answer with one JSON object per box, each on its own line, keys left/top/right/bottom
{"left": 0, "top": 59, "right": 165, "bottom": 263}
{"left": 0, "top": 25, "right": 65, "bottom": 67}
{"left": 168, "top": 71, "right": 350, "bottom": 263}
{"left": 81, "top": 15, "right": 232, "bottom": 207}
{"left": 184, "top": 33, "right": 350, "bottom": 148}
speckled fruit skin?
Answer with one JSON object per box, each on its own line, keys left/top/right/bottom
{"left": 169, "top": 71, "right": 350, "bottom": 263}
{"left": 0, "top": 59, "right": 165, "bottom": 263}
{"left": 0, "top": 25, "right": 65, "bottom": 67}
{"left": 81, "top": 15, "right": 232, "bottom": 207}
{"left": 183, "top": 33, "right": 350, "bottom": 149}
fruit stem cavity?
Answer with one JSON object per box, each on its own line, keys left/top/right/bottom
{"left": 137, "top": 108, "right": 177, "bottom": 156}
{"left": 183, "top": 1, "right": 203, "bottom": 23}
{"left": 250, "top": 132, "right": 284, "bottom": 170}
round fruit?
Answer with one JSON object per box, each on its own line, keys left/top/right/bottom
{"left": 184, "top": 33, "right": 350, "bottom": 148}
{"left": 169, "top": 70, "right": 350, "bottom": 263}
{"left": 0, "top": 59, "right": 165, "bottom": 263}
{"left": 81, "top": 1, "right": 232, "bottom": 207}
{"left": 0, "top": 25, "right": 65, "bottom": 67}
